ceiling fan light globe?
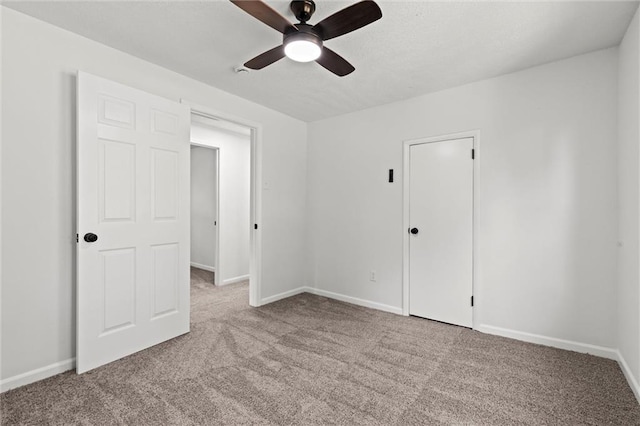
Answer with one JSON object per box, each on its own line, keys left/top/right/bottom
{"left": 284, "top": 40, "right": 321, "bottom": 62}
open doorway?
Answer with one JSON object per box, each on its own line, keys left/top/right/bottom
{"left": 190, "top": 144, "right": 219, "bottom": 284}
{"left": 189, "top": 112, "right": 253, "bottom": 309}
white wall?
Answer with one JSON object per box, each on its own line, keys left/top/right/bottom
{"left": 307, "top": 48, "right": 619, "bottom": 351}
{"left": 617, "top": 7, "right": 640, "bottom": 398}
{"left": 191, "top": 123, "right": 251, "bottom": 284}
{"left": 190, "top": 146, "right": 217, "bottom": 271}
{"left": 0, "top": 5, "right": 4, "bottom": 388}
{"left": 1, "top": 7, "right": 307, "bottom": 384}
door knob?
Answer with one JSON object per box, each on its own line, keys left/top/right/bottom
{"left": 84, "top": 233, "right": 98, "bottom": 243}
{"left": 410, "top": 228, "right": 419, "bottom": 235}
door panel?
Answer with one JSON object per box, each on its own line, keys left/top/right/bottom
{"left": 98, "top": 95, "right": 135, "bottom": 129}
{"left": 77, "top": 71, "right": 190, "bottom": 373}
{"left": 152, "top": 148, "right": 179, "bottom": 220}
{"left": 408, "top": 138, "right": 473, "bottom": 327}
{"left": 100, "top": 139, "right": 136, "bottom": 222}
{"left": 151, "top": 243, "right": 180, "bottom": 318}
{"left": 100, "top": 248, "right": 136, "bottom": 334}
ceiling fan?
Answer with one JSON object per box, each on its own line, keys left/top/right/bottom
{"left": 230, "top": 0, "right": 382, "bottom": 76}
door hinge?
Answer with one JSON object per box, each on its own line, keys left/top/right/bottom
{"left": 471, "top": 296, "right": 474, "bottom": 307}
{"left": 471, "top": 149, "right": 475, "bottom": 160}
{"left": 254, "top": 224, "right": 258, "bottom": 230}
{"left": 76, "top": 233, "right": 79, "bottom": 243}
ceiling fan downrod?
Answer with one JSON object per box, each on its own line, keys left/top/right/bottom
{"left": 290, "top": 0, "right": 316, "bottom": 23}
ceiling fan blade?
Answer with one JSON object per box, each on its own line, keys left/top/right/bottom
{"left": 230, "top": 0, "right": 298, "bottom": 34}
{"left": 313, "top": 0, "right": 382, "bottom": 41}
{"left": 316, "top": 47, "right": 355, "bottom": 77}
{"left": 244, "top": 45, "right": 286, "bottom": 69}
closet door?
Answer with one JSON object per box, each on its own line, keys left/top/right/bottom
{"left": 408, "top": 138, "right": 473, "bottom": 327}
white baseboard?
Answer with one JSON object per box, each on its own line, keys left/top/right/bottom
{"left": 475, "top": 324, "right": 618, "bottom": 360}
{"left": 259, "top": 286, "right": 309, "bottom": 305}
{"left": 0, "top": 358, "right": 75, "bottom": 393}
{"left": 190, "top": 262, "right": 215, "bottom": 272}
{"left": 221, "top": 274, "right": 250, "bottom": 286}
{"left": 617, "top": 350, "right": 640, "bottom": 404}
{"left": 476, "top": 325, "right": 640, "bottom": 402}
{"left": 258, "top": 286, "right": 402, "bottom": 315}
{"left": 306, "top": 287, "right": 403, "bottom": 315}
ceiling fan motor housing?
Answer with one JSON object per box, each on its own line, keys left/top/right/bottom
{"left": 283, "top": 23, "right": 322, "bottom": 50}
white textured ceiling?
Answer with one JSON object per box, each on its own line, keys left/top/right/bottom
{"left": 3, "top": 1, "right": 638, "bottom": 122}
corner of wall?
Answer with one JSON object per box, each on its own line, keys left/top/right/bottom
{"left": 618, "top": 350, "right": 640, "bottom": 403}
{"left": 616, "top": 4, "right": 640, "bottom": 404}
{"left": 0, "top": 4, "right": 4, "bottom": 390}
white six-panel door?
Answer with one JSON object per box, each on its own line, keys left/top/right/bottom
{"left": 408, "top": 138, "right": 473, "bottom": 327}
{"left": 76, "top": 72, "right": 190, "bottom": 373}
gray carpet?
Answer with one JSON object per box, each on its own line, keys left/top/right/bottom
{"left": 1, "top": 268, "right": 639, "bottom": 425}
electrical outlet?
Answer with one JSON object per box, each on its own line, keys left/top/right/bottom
{"left": 369, "top": 271, "right": 376, "bottom": 282}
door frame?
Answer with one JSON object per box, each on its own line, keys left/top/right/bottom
{"left": 181, "top": 100, "right": 262, "bottom": 307}
{"left": 402, "top": 130, "right": 480, "bottom": 329}
{"left": 189, "top": 143, "right": 220, "bottom": 285}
